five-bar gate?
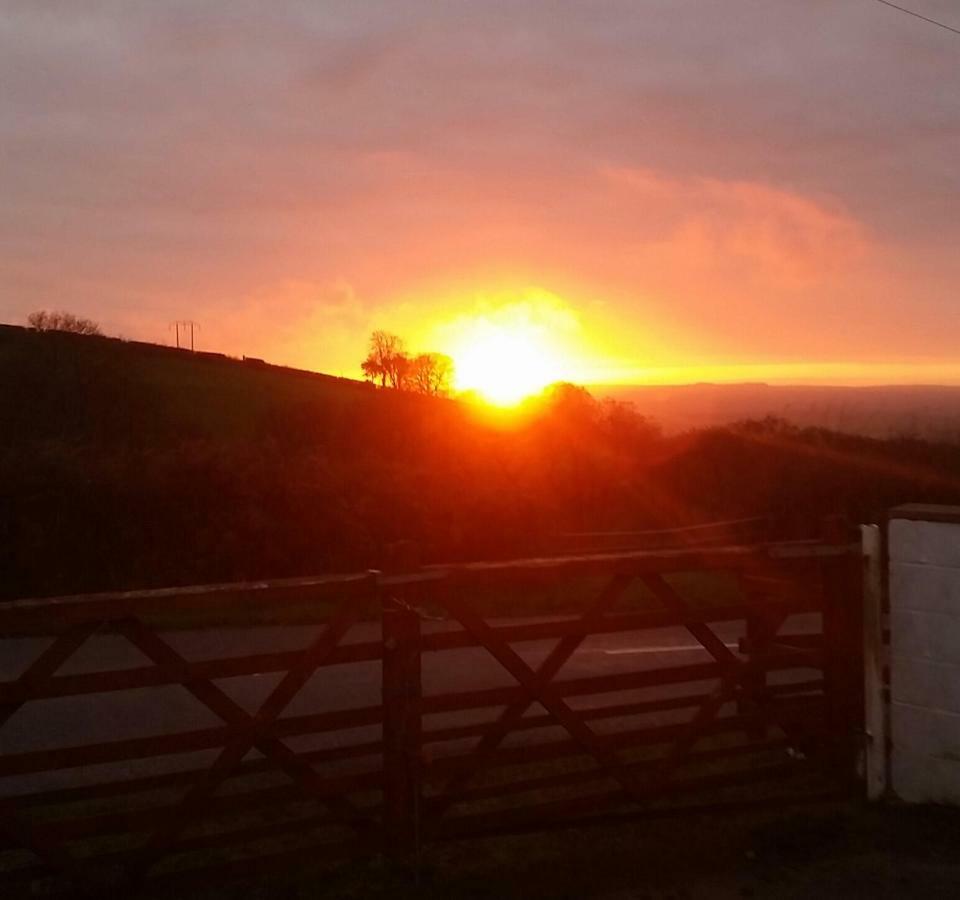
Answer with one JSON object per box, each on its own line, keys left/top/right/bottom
{"left": 0, "top": 539, "right": 865, "bottom": 894}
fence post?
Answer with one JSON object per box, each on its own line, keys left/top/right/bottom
{"left": 861, "top": 523, "right": 887, "bottom": 800}
{"left": 820, "top": 516, "right": 865, "bottom": 786}
{"left": 740, "top": 607, "right": 768, "bottom": 741}
{"left": 380, "top": 544, "right": 422, "bottom": 860}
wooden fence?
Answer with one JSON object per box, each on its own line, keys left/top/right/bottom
{"left": 0, "top": 538, "right": 864, "bottom": 894}
{"left": 552, "top": 516, "right": 770, "bottom": 554}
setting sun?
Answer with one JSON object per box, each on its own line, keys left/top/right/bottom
{"left": 453, "top": 325, "right": 564, "bottom": 405}
{"left": 426, "top": 291, "right": 586, "bottom": 405}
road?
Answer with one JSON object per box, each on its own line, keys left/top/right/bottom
{"left": 0, "top": 614, "right": 819, "bottom": 797}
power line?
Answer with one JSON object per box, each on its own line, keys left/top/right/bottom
{"left": 872, "top": 0, "right": 960, "bottom": 37}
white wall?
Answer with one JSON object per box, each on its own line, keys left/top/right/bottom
{"left": 889, "top": 506, "right": 960, "bottom": 804}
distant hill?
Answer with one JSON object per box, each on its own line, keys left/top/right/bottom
{"left": 594, "top": 382, "right": 960, "bottom": 440}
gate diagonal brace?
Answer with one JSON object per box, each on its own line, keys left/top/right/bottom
{"left": 430, "top": 573, "right": 633, "bottom": 815}
{"left": 0, "top": 621, "right": 103, "bottom": 887}
{"left": 641, "top": 576, "right": 815, "bottom": 784}
{"left": 0, "top": 622, "right": 102, "bottom": 730}
{"left": 640, "top": 574, "right": 743, "bottom": 670}
{"left": 116, "top": 619, "right": 374, "bottom": 833}
{"left": 433, "top": 574, "right": 661, "bottom": 816}
{"left": 124, "top": 593, "right": 367, "bottom": 881}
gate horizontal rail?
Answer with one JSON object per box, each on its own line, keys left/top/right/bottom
{"left": 0, "top": 539, "right": 864, "bottom": 895}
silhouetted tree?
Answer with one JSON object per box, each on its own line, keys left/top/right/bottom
{"left": 538, "top": 382, "right": 599, "bottom": 424}
{"left": 409, "top": 352, "right": 454, "bottom": 397}
{"left": 361, "top": 330, "right": 409, "bottom": 388}
{"left": 28, "top": 310, "right": 102, "bottom": 336}
{"left": 600, "top": 398, "right": 662, "bottom": 450}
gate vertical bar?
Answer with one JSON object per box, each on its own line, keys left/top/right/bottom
{"left": 738, "top": 592, "right": 767, "bottom": 741}
{"left": 381, "top": 575, "right": 422, "bottom": 859}
{"left": 821, "top": 517, "right": 865, "bottom": 787}
{"left": 861, "top": 523, "right": 887, "bottom": 799}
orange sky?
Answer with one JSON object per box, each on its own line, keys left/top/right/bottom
{"left": 2, "top": 2, "right": 959, "bottom": 386}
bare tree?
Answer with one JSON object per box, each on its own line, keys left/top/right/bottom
{"left": 391, "top": 352, "right": 411, "bottom": 390}
{"left": 28, "top": 311, "right": 102, "bottom": 336}
{"left": 408, "top": 352, "right": 454, "bottom": 397}
{"left": 361, "top": 330, "right": 409, "bottom": 388}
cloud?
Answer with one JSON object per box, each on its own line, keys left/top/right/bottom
{"left": 601, "top": 165, "right": 869, "bottom": 286}
{"left": 1, "top": 1, "right": 958, "bottom": 377}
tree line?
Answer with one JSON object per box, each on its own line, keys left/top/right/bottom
{"left": 27, "top": 310, "right": 102, "bottom": 336}
{"left": 360, "top": 330, "right": 454, "bottom": 397}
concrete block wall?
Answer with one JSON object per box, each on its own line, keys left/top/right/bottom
{"left": 889, "top": 505, "right": 960, "bottom": 804}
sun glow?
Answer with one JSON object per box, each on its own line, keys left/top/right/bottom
{"left": 420, "top": 290, "right": 595, "bottom": 405}
{"left": 453, "top": 325, "right": 565, "bottom": 405}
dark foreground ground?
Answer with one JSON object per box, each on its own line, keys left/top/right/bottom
{"left": 143, "top": 800, "right": 960, "bottom": 900}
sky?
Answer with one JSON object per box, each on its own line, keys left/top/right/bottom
{"left": 1, "top": 0, "right": 959, "bottom": 385}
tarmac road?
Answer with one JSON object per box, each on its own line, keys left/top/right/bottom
{"left": 0, "top": 614, "right": 820, "bottom": 798}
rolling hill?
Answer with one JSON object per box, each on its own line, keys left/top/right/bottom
{"left": 4, "top": 323, "right": 960, "bottom": 602}
{"left": 595, "top": 382, "right": 960, "bottom": 440}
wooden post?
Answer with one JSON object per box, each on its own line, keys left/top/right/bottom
{"left": 820, "top": 516, "right": 864, "bottom": 787}
{"left": 741, "top": 609, "right": 768, "bottom": 741}
{"left": 736, "top": 573, "right": 768, "bottom": 741}
{"left": 861, "top": 523, "right": 887, "bottom": 800}
{"left": 381, "top": 546, "right": 422, "bottom": 860}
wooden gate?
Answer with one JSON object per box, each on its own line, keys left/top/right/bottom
{"left": 0, "top": 539, "right": 864, "bottom": 894}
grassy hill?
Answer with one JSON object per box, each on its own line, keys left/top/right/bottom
{"left": 0, "top": 325, "right": 490, "bottom": 598}
{"left": 0, "top": 325, "right": 666, "bottom": 599}
{"left": 0, "top": 323, "right": 393, "bottom": 445}
{"left": 4, "top": 323, "right": 960, "bottom": 603}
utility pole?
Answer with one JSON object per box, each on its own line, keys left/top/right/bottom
{"left": 168, "top": 320, "right": 200, "bottom": 351}
{"left": 183, "top": 320, "right": 198, "bottom": 351}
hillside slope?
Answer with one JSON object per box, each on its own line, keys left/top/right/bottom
{"left": 0, "top": 326, "right": 664, "bottom": 598}
{"left": 0, "top": 324, "right": 389, "bottom": 446}
{"left": 5, "top": 325, "right": 960, "bottom": 602}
